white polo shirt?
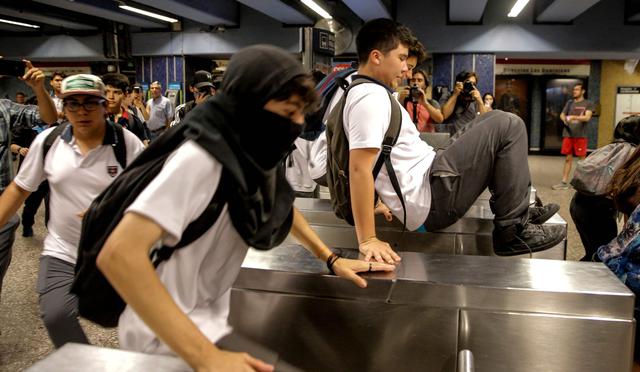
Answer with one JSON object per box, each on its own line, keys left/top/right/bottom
{"left": 343, "top": 82, "right": 436, "bottom": 230}
{"left": 14, "top": 123, "right": 145, "bottom": 264}
{"left": 118, "top": 140, "right": 249, "bottom": 355}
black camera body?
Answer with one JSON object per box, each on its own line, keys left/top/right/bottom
{"left": 410, "top": 84, "right": 421, "bottom": 102}
{"left": 462, "top": 80, "right": 475, "bottom": 96}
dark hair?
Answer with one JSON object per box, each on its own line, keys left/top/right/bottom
{"left": 574, "top": 81, "right": 585, "bottom": 90}
{"left": 408, "top": 38, "right": 427, "bottom": 65}
{"left": 356, "top": 18, "right": 415, "bottom": 64}
{"left": 102, "top": 73, "right": 130, "bottom": 92}
{"left": 455, "top": 70, "right": 478, "bottom": 83}
{"left": 412, "top": 69, "right": 430, "bottom": 88}
{"left": 608, "top": 146, "right": 640, "bottom": 216}
{"left": 15, "top": 91, "right": 25, "bottom": 97}
{"left": 483, "top": 93, "right": 495, "bottom": 108}
{"left": 51, "top": 71, "right": 66, "bottom": 80}
{"left": 267, "top": 74, "right": 319, "bottom": 114}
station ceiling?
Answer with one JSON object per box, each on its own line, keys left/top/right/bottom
{"left": 0, "top": 0, "right": 639, "bottom": 40}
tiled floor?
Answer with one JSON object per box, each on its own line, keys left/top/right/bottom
{"left": 0, "top": 155, "right": 598, "bottom": 370}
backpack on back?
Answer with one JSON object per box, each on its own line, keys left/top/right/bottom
{"left": 71, "top": 124, "right": 227, "bottom": 327}
{"left": 571, "top": 140, "right": 637, "bottom": 196}
{"left": 325, "top": 78, "right": 406, "bottom": 228}
{"left": 301, "top": 67, "right": 356, "bottom": 141}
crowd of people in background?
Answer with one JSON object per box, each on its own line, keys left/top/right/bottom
{"left": 0, "top": 16, "right": 639, "bottom": 371}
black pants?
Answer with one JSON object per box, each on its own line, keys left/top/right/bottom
{"left": 22, "top": 181, "right": 49, "bottom": 229}
{"left": 425, "top": 110, "right": 530, "bottom": 231}
{"left": 570, "top": 192, "right": 617, "bottom": 261}
{"left": 0, "top": 214, "right": 19, "bottom": 300}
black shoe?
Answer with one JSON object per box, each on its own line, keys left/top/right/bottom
{"left": 493, "top": 223, "right": 566, "bottom": 256}
{"left": 22, "top": 226, "right": 33, "bottom": 237}
{"left": 529, "top": 203, "right": 560, "bottom": 224}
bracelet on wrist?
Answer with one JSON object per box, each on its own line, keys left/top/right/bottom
{"left": 326, "top": 253, "right": 341, "bottom": 275}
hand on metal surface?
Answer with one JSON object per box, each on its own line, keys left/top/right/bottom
{"left": 20, "top": 60, "right": 46, "bottom": 91}
{"left": 359, "top": 237, "right": 401, "bottom": 264}
{"left": 196, "top": 350, "right": 274, "bottom": 372}
{"left": 332, "top": 257, "right": 396, "bottom": 288}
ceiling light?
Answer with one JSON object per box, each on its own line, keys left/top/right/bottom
{"left": 119, "top": 5, "right": 178, "bottom": 23}
{"left": 508, "top": 0, "right": 530, "bottom": 17}
{"left": 0, "top": 18, "right": 40, "bottom": 29}
{"left": 301, "top": 0, "right": 332, "bottom": 19}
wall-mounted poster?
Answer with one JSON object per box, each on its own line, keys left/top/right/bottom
{"left": 615, "top": 86, "right": 640, "bottom": 126}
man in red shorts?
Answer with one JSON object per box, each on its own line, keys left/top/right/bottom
{"left": 552, "top": 82, "right": 594, "bottom": 190}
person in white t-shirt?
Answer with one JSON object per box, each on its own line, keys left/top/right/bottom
{"left": 341, "top": 19, "right": 565, "bottom": 264}
{"left": 0, "top": 74, "right": 145, "bottom": 348}
{"left": 285, "top": 137, "right": 319, "bottom": 197}
{"left": 96, "top": 45, "right": 395, "bottom": 372}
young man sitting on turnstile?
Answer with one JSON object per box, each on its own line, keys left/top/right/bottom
{"left": 329, "top": 19, "right": 565, "bottom": 264}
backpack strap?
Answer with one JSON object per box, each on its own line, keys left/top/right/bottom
{"left": 42, "top": 122, "right": 69, "bottom": 166}
{"left": 150, "top": 174, "right": 228, "bottom": 267}
{"left": 112, "top": 123, "right": 127, "bottom": 170}
{"left": 371, "top": 94, "right": 407, "bottom": 233}
{"left": 342, "top": 78, "right": 408, "bottom": 231}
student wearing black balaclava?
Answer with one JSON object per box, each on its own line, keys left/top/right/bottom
{"left": 97, "top": 45, "right": 395, "bottom": 371}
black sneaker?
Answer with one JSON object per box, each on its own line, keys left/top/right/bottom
{"left": 493, "top": 223, "right": 566, "bottom": 256}
{"left": 22, "top": 226, "right": 33, "bottom": 237}
{"left": 529, "top": 203, "right": 560, "bottom": 224}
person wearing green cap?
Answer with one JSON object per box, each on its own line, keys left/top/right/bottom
{"left": 0, "top": 73, "right": 145, "bottom": 348}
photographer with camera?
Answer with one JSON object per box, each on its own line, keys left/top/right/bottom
{"left": 403, "top": 69, "right": 443, "bottom": 133}
{"left": 171, "top": 70, "right": 217, "bottom": 127}
{"left": 441, "top": 70, "right": 487, "bottom": 133}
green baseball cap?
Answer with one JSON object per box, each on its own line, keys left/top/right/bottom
{"left": 60, "top": 74, "right": 106, "bottom": 99}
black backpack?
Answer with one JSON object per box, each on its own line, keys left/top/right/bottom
{"left": 325, "top": 78, "right": 406, "bottom": 228}
{"left": 302, "top": 67, "right": 356, "bottom": 141}
{"left": 43, "top": 121, "right": 127, "bottom": 169}
{"left": 70, "top": 124, "right": 227, "bottom": 327}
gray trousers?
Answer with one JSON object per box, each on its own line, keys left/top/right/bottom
{"left": 217, "top": 332, "right": 303, "bottom": 372}
{"left": 37, "top": 255, "right": 89, "bottom": 348}
{"left": 0, "top": 214, "right": 19, "bottom": 300}
{"left": 424, "top": 110, "right": 531, "bottom": 231}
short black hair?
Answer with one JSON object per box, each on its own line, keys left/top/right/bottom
{"left": 51, "top": 71, "right": 66, "bottom": 80}
{"left": 574, "top": 81, "right": 585, "bottom": 90}
{"left": 102, "top": 73, "right": 130, "bottom": 92}
{"left": 267, "top": 74, "right": 319, "bottom": 114}
{"left": 356, "top": 18, "right": 415, "bottom": 64}
{"left": 455, "top": 70, "right": 478, "bottom": 83}
{"left": 15, "top": 91, "right": 25, "bottom": 97}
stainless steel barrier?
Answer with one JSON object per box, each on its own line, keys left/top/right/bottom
{"left": 230, "top": 244, "right": 635, "bottom": 372}
{"left": 457, "top": 350, "right": 475, "bottom": 372}
{"left": 294, "top": 196, "right": 567, "bottom": 260}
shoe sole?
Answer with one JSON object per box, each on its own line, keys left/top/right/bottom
{"left": 530, "top": 204, "right": 560, "bottom": 224}
{"left": 493, "top": 227, "right": 566, "bottom": 257}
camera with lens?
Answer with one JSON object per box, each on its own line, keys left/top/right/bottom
{"left": 462, "top": 80, "right": 476, "bottom": 96}
{"left": 409, "top": 84, "right": 421, "bottom": 102}
{"left": 462, "top": 80, "right": 475, "bottom": 96}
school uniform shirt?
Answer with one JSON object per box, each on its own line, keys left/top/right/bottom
{"left": 14, "top": 123, "right": 144, "bottom": 264}
{"left": 286, "top": 137, "right": 317, "bottom": 193}
{"left": 118, "top": 140, "right": 249, "bottom": 355}
{"left": 343, "top": 83, "right": 436, "bottom": 231}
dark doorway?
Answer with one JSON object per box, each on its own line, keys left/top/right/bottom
{"left": 495, "top": 75, "right": 532, "bottom": 138}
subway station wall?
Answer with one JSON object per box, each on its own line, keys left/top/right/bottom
{"left": 599, "top": 61, "right": 640, "bottom": 148}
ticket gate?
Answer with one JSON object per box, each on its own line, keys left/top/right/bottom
{"left": 293, "top": 195, "right": 567, "bottom": 260}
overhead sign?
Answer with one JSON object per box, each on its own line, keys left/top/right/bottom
{"left": 495, "top": 64, "right": 590, "bottom": 76}
{"left": 312, "top": 28, "right": 335, "bottom": 56}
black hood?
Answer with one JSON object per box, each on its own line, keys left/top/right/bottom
{"left": 179, "top": 44, "right": 308, "bottom": 249}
